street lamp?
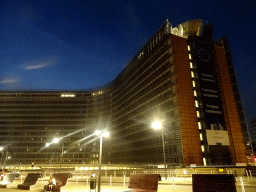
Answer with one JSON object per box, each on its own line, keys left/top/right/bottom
{"left": 45, "top": 138, "right": 64, "bottom": 170}
{"left": 152, "top": 121, "right": 167, "bottom": 180}
{"left": 94, "top": 130, "right": 109, "bottom": 192}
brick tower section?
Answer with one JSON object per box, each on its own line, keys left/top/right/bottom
{"left": 171, "top": 35, "right": 203, "bottom": 166}
{"left": 214, "top": 46, "right": 247, "bottom": 164}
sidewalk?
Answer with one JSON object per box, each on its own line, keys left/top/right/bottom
{"left": 1, "top": 176, "right": 255, "bottom": 192}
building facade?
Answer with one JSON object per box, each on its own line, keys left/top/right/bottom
{"left": 0, "top": 19, "right": 250, "bottom": 168}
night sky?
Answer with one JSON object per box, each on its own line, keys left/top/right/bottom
{"left": 0, "top": 0, "right": 255, "bottom": 123}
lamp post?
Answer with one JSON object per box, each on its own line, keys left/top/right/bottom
{"left": 94, "top": 130, "right": 109, "bottom": 192}
{"left": 46, "top": 138, "right": 64, "bottom": 171}
{"left": 0, "top": 147, "right": 4, "bottom": 169}
{"left": 152, "top": 121, "right": 167, "bottom": 180}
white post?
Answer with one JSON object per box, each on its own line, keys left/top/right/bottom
{"left": 123, "top": 175, "right": 125, "bottom": 188}
{"left": 240, "top": 177, "right": 245, "bottom": 192}
{"left": 110, "top": 175, "right": 112, "bottom": 187}
{"left": 245, "top": 170, "right": 249, "bottom": 182}
{"left": 172, "top": 175, "right": 175, "bottom": 190}
{"left": 76, "top": 175, "right": 78, "bottom": 185}
{"left": 105, "top": 171, "right": 107, "bottom": 177}
{"left": 114, "top": 171, "right": 116, "bottom": 178}
{"left": 249, "top": 170, "right": 252, "bottom": 178}
{"left": 87, "top": 175, "right": 89, "bottom": 186}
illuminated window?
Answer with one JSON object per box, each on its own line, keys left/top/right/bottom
{"left": 61, "top": 93, "right": 76, "bottom": 97}
{"left": 197, "top": 111, "right": 200, "bottom": 118}
{"left": 192, "top": 81, "right": 196, "bottom": 87}
{"left": 98, "top": 91, "right": 103, "bottom": 94}
{"left": 190, "top": 62, "right": 193, "bottom": 68}
{"left": 191, "top": 71, "right": 195, "bottom": 78}
{"left": 195, "top": 100, "right": 199, "bottom": 108}
{"left": 187, "top": 45, "right": 191, "bottom": 51}
{"left": 198, "top": 122, "right": 201, "bottom": 129}
{"left": 203, "top": 158, "right": 207, "bottom": 166}
{"left": 194, "top": 90, "right": 197, "bottom": 96}
{"left": 200, "top": 133, "right": 203, "bottom": 141}
{"left": 201, "top": 145, "right": 204, "bottom": 152}
{"left": 189, "top": 54, "right": 192, "bottom": 60}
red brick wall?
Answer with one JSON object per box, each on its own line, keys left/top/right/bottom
{"left": 214, "top": 46, "right": 247, "bottom": 164}
{"left": 171, "top": 35, "right": 203, "bottom": 166}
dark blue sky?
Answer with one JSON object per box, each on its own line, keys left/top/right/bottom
{"left": 0, "top": 0, "right": 255, "bottom": 122}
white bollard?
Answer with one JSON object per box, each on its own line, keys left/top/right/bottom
{"left": 110, "top": 175, "right": 112, "bottom": 187}
{"left": 114, "top": 171, "right": 116, "bottom": 178}
{"left": 172, "top": 175, "right": 175, "bottom": 190}
{"left": 87, "top": 175, "right": 89, "bottom": 186}
{"left": 240, "top": 177, "right": 245, "bottom": 192}
{"left": 246, "top": 170, "right": 249, "bottom": 182}
{"left": 123, "top": 175, "right": 125, "bottom": 188}
{"left": 76, "top": 175, "right": 78, "bottom": 185}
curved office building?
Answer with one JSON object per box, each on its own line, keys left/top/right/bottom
{"left": 0, "top": 19, "right": 250, "bottom": 168}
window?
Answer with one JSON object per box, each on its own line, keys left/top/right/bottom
{"left": 198, "top": 122, "right": 202, "bottom": 129}
{"left": 203, "top": 158, "right": 207, "bottom": 166}
{"left": 192, "top": 81, "right": 196, "bottom": 87}
{"left": 191, "top": 71, "right": 195, "bottom": 78}
{"left": 187, "top": 45, "right": 191, "bottom": 51}
{"left": 194, "top": 90, "right": 197, "bottom": 97}
{"left": 201, "top": 145, "right": 204, "bottom": 152}
{"left": 190, "top": 62, "right": 193, "bottom": 68}
{"left": 189, "top": 54, "right": 192, "bottom": 60}
{"left": 200, "top": 133, "right": 203, "bottom": 141}
{"left": 195, "top": 100, "right": 199, "bottom": 108}
{"left": 197, "top": 111, "right": 200, "bottom": 118}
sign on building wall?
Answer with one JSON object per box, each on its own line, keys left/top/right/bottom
{"left": 206, "top": 130, "right": 230, "bottom": 146}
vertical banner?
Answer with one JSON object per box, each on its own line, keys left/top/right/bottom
{"left": 193, "top": 38, "right": 225, "bottom": 131}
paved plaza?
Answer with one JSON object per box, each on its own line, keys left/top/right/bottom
{"left": 1, "top": 176, "right": 256, "bottom": 192}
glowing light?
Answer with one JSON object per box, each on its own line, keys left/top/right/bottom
{"left": 45, "top": 143, "right": 51, "bottom": 147}
{"left": 94, "top": 130, "right": 101, "bottom": 135}
{"left": 152, "top": 121, "right": 162, "bottom": 130}
{"left": 102, "top": 131, "right": 109, "bottom": 137}
{"left": 61, "top": 93, "right": 76, "bottom": 97}
{"left": 52, "top": 138, "right": 60, "bottom": 143}
{"left": 0, "top": 147, "right": 3, "bottom": 151}
{"left": 95, "top": 130, "right": 109, "bottom": 137}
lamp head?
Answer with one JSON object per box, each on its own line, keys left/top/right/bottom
{"left": 52, "top": 138, "right": 60, "bottom": 143}
{"left": 102, "top": 131, "right": 109, "bottom": 137}
{"left": 152, "top": 121, "right": 162, "bottom": 130}
{"left": 45, "top": 143, "right": 51, "bottom": 147}
{"left": 94, "top": 130, "right": 101, "bottom": 135}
